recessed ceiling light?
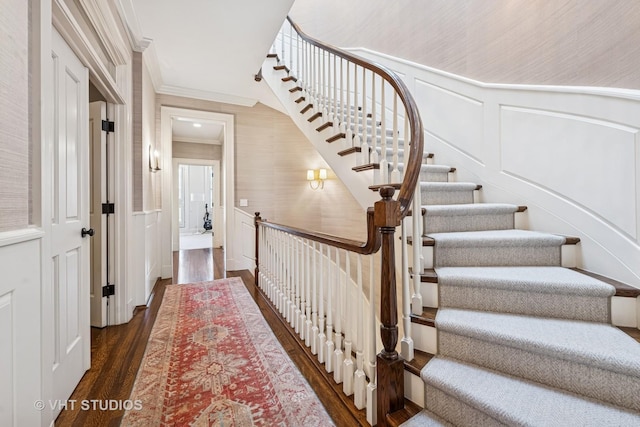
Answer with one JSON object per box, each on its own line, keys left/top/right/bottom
{"left": 193, "top": 123, "right": 202, "bottom": 128}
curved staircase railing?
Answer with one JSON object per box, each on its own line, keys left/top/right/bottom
{"left": 254, "top": 16, "right": 424, "bottom": 426}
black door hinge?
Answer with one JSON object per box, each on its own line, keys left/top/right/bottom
{"left": 101, "top": 120, "right": 115, "bottom": 133}
{"left": 102, "top": 203, "right": 115, "bottom": 214}
{"left": 102, "top": 284, "right": 115, "bottom": 297}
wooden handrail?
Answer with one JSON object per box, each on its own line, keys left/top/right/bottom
{"left": 259, "top": 17, "right": 426, "bottom": 426}
{"left": 255, "top": 208, "right": 380, "bottom": 255}
{"left": 286, "top": 16, "right": 424, "bottom": 220}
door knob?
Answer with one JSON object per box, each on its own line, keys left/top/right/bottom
{"left": 81, "top": 227, "right": 95, "bottom": 238}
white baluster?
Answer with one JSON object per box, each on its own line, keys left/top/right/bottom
{"left": 354, "top": 254, "right": 367, "bottom": 409}
{"left": 294, "top": 238, "right": 301, "bottom": 333}
{"left": 305, "top": 240, "right": 313, "bottom": 346}
{"left": 288, "top": 23, "right": 293, "bottom": 75}
{"left": 370, "top": 74, "right": 379, "bottom": 165}
{"left": 339, "top": 58, "right": 345, "bottom": 133}
{"left": 311, "top": 241, "right": 319, "bottom": 354}
{"left": 412, "top": 185, "right": 424, "bottom": 315}
{"left": 325, "top": 245, "right": 335, "bottom": 373}
{"left": 289, "top": 235, "right": 296, "bottom": 326}
{"left": 391, "top": 94, "right": 401, "bottom": 183}
{"left": 322, "top": 51, "right": 329, "bottom": 124}
{"left": 333, "top": 54, "right": 339, "bottom": 132}
{"left": 366, "top": 253, "right": 377, "bottom": 426}
{"left": 343, "top": 251, "right": 354, "bottom": 396}
{"left": 300, "top": 238, "right": 306, "bottom": 334}
{"left": 359, "top": 67, "right": 369, "bottom": 166}
{"left": 318, "top": 243, "right": 327, "bottom": 363}
{"left": 401, "top": 218, "right": 415, "bottom": 362}
{"left": 379, "top": 78, "right": 388, "bottom": 184}
{"left": 286, "top": 234, "right": 292, "bottom": 324}
{"left": 333, "top": 248, "right": 344, "bottom": 383}
{"left": 344, "top": 61, "right": 353, "bottom": 150}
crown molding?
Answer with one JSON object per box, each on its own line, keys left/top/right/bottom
{"left": 78, "top": 0, "right": 129, "bottom": 65}
{"left": 158, "top": 85, "right": 258, "bottom": 107}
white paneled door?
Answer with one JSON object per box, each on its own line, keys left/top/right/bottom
{"left": 89, "top": 101, "right": 108, "bottom": 327}
{"left": 51, "top": 29, "right": 91, "bottom": 417}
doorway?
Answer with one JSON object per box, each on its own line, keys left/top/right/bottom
{"left": 175, "top": 161, "right": 221, "bottom": 250}
{"left": 161, "top": 107, "right": 236, "bottom": 272}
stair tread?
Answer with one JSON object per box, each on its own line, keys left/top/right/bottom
{"left": 399, "top": 408, "right": 454, "bottom": 427}
{"left": 436, "top": 266, "right": 615, "bottom": 297}
{"left": 423, "top": 357, "right": 640, "bottom": 426}
{"left": 389, "top": 399, "right": 424, "bottom": 427}
{"left": 574, "top": 268, "right": 640, "bottom": 298}
{"left": 428, "top": 229, "right": 568, "bottom": 247}
{"left": 399, "top": 163, "right": 454, "bottom": 173}
{"left": 411, "top": 307, "right": 437, "bottom": 327}
{"left": 421, "top": 182, "right": 481, "bottom": 191}
{"left": 436, "top": 308, "right": 640, "bottom": 377}
{"left": 404, "top": 349, "right": 434, "bottom": 377}
{"left": 423, "top": 203, "right": 520, "bottom": 216}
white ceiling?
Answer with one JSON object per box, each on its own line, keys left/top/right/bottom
{"left": 172, "top": 117, "right": 224, "bottom": 144}
{"left": 120, "top": 0, "right": 294, "bottom": 110}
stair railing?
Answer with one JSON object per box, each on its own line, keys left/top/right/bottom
{"left": 256, "top": 16, "right": 424, "bottom": 426}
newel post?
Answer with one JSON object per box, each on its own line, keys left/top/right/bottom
{"left": 375, "top": 187, "right": 404, "bottom": 426}
{"left": 254, "top": 212, "right": 261, "bottom": 287}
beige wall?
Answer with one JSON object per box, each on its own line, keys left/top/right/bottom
{"left": 0, "top": 0, "right": 29, "bottom": 231}
{"left": 156, "top": 95, "right": 367, "bottom": 241}
{"left": 142, "top": 53, "right": 158, "bottom": 211}
{"left": 290, "top": 0, "right": 640, "bottom": 89}
{"left": 172, "top": 141, "right": 221, "bottom": 161}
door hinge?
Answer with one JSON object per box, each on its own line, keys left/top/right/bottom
{"left": 102, "top": 203, "right": 115, "bottom": 214}
{"left": 102, "top": 284, "right": 115, "bottom": 297}
{"left": 101, "top": 120, "right": 115, "bottom": 133}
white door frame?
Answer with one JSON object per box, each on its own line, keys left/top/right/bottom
{"left": 173, "top": 158, "right": 222, "bottom": 249}
{"left": 160, "top": 107, "right": 237, "bottom": 274}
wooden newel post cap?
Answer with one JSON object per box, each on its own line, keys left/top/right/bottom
{"left": 374, "top": 186, "right": 401, "bottom": 228}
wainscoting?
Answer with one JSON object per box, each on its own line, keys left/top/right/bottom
{"left": 347, "top": 48, "right": 640, "bottom": 293}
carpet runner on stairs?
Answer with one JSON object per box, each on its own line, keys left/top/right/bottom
{"left": 400, "top": 150, "right": 640, "bottom": 425}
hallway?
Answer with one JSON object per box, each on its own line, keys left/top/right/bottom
{"left": 55, "top": 248, "right": 226, "bottom": 426}
{"left": 55, "top": 248, "right": 360, "bottom": 426}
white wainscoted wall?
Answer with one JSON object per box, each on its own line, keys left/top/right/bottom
{"left": 0, "top": 231, "right": 44, "bottom": 426}
{"left": 234, "top": 208, "right": 257, "bottom": 272}
{"left": 348, "top": 48, "right": 640, "bottom": 292}
{"left": 131, "top": 211, "right": 162, "bottom": 307}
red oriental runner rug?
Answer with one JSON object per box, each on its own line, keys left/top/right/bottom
{"left": 122, "top": 278, "right": 334, "bottom": 426}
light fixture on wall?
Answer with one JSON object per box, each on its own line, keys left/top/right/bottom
{"left": 149, "top": 145, "right": 161, "bottom": 172}
{"left": 307, "top": 168, "right": 327, "bottom": 190}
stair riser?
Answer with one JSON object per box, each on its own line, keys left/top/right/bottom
{"left": 432, "top": 246, "right": 561, "bottom": 267}
{"left": 419, "top": 281, "right": 635, "bottom": 324}
{"left": 438, "top": 331, "right": 640, "bottom": 412}
{"left": 422, "top": 190, "right": 475, "bottom": 205}
{"left": 405, "top": 371, "right": 425, "bottom": 410}
{"left": 611, "top": 295, "right": 639, "bottom": 327}
{"left": 424, "top": 213, "right": 514, "bottom": 234}
{"left": 411, "top": 322, "right": 438, "bottom": 354}
{"left": 423, "top": 384, "right": 503, "bottom": 427}
{"left": 439, "top": 286, "right": 610, "bottom": 322}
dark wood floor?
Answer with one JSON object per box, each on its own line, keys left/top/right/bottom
{"left": 55, "top": 248, "right": 357, "bottom": 426}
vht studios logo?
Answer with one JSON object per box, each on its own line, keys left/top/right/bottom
{"left": 34, "top": 399, "right": 143, "bottom": 411}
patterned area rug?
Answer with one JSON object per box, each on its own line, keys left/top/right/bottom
{"left": 122, "top": 278, "right": 334, "bottom": 426}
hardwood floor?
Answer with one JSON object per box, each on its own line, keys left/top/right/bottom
{"left": 55, "top": 248, "right": 357, "bottom": 426}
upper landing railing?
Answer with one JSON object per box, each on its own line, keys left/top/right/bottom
{"left": 255, "top": 16, "right": 424, "bottom": 426}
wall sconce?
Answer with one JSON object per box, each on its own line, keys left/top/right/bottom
{"left": 149, "top": 146, "right": 161, "bottom": 172}
{"left": 307, "top": 168, "right": 327, "bottom": 190}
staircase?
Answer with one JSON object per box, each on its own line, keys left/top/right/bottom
{"left": 263, "top": 17, "right": 640, "bottom": 426}
{"left": 400, "top": 164, "right": 640, "bottom": 425}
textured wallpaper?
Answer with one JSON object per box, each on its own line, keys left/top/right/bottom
{"left": 0, "top": 0, "right": 30, "bottom": 231}
{"left": 290, "top": 0, "right": 640, "bottom": 89}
